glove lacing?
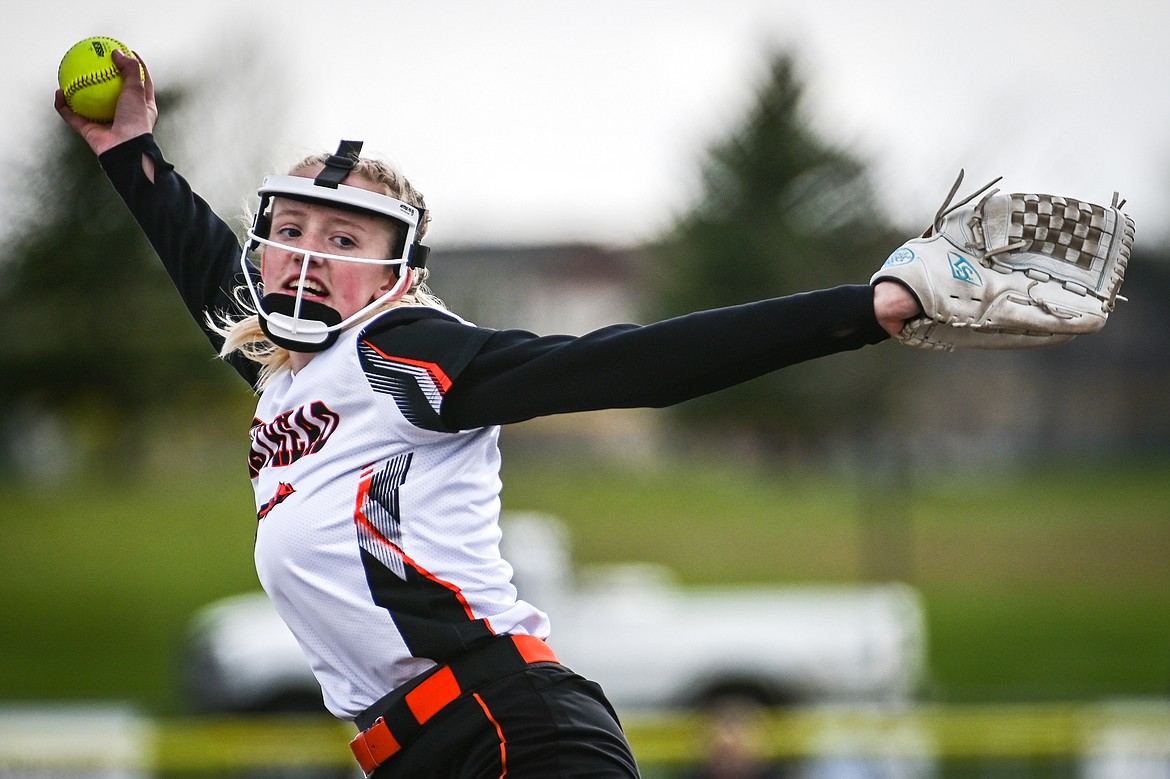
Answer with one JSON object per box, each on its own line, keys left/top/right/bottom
{"left": 926, "top": 168, "right": 1003, "bottom": 238}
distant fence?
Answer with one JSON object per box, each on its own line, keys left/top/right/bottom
{"left": 1, "top": 701, "right": 1168, "bottom": 776}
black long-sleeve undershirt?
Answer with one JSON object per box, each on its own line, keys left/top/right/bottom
{"left": 440, "top": 286, "right": 885, "bottom": 429}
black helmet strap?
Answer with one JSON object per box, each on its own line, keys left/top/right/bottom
{"left": 314, "top": 140, "right": 364, "bottom": 189}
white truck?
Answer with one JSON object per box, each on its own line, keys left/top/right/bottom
{"left": 183, "top": 513, "right": 927, "bottom": 714}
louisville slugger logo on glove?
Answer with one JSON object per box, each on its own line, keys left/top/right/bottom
{"left": 872, "top": 170, "right": 1135, "bottom": 351}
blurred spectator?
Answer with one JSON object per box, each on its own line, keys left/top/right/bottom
{"left": 683, "top": 700, "right": 785, "bottom": 779}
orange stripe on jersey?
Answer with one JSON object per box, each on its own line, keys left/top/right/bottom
{"left": 352, "top": 465, "right": 409, "bottom": 570}
{"left": 360, "top": 341, "right": 454, "bottom": 393}
{"left": 395, "top": 541, "right": 487, "bottom": 626}
{"left": 353, "top": 465, "right": 487, "bottom": 627}
{"left": 352, "top": 467, "right": 391, "bottom": 544}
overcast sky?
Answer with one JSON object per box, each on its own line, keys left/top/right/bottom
{"left": 10, "top": 0, "right": 1170, "bottom": 249}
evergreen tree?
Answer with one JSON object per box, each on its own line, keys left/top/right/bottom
{"left": 652, "top": 52, "right": 913, "bottom": 452}
{"left": 0, "top": 88, "right": 243, "bottom": 471}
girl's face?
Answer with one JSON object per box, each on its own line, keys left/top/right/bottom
{"left": 259, "top": 170, "right": 401, "bottom": 322}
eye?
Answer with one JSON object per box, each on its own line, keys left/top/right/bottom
{"left": 276, "top": 226, "right": 302, "bottom": 240}
{"left": 331, "top": 235, "right": 358, "bottom": 250}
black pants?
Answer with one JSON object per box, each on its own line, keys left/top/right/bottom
{"left": 369, "top": 663, "right": 640, "bottom": 778}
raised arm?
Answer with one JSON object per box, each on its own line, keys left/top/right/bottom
{"left": 56, "top": 49, "right": 257, "bottom": 386}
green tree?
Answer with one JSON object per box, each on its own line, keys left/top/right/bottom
{"left": 651, "top": 51, "right": 913, "bottom": 452}
{"left": 0, "top": 87, "right": 242, "bottom": 473}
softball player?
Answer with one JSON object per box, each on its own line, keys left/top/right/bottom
{"left": 56, "top": 50, "right": 920, "bottom": 778}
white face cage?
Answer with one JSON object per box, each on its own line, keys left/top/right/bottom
{"left": 238, "top": 173, "right": 428, "bottom": 351}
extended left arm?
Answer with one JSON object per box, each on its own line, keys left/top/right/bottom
{"left": 441, "top": 284, "right": 895, "bottom": 429}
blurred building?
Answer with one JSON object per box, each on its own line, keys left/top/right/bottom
{"left": 427, "top": 242, "right": 649, "bottom": 335}
{"left": 427, "top": 243, "right": 662, "bottom": 459}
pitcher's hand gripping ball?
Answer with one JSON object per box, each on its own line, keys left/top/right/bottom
{"left": 872, "top": 171, "right": 1135, "bottom": 351}
{"left": 58, "top": 36, "right": 136, "bottom": 122}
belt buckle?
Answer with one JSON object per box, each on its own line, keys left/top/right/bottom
{"left": 350, "top": 716, "right": 400, "bottom": 777}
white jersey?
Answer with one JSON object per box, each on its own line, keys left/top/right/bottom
{"left": 249, "top": 306, "right": 550, "bottom": 720}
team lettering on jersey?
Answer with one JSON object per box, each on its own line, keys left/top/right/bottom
{"left": 249, "top": 400, "right": 341, "bottom": 477}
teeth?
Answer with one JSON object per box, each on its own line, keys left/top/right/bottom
{"left": 290, "top": 282, "right": 326, "bottom": 296}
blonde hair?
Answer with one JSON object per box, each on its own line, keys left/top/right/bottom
{"left": 208, "top": 152, "right": 445, "bottom": 389}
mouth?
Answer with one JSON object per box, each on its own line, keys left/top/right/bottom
{"left": 284, "top": 279, "right": 328, "bottom": 301}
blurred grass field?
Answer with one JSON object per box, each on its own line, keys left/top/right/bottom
{"left": 1, "top": 451, "right": 1168, "bottom": 713}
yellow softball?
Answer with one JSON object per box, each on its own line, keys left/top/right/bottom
{"left": 58, "top": 36, "right": 135, "bottom": 122}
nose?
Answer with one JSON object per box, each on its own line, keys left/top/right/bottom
{"left": 292, "top": 247, "right": 325, "bottom": 266}
{"left": 260, "top": 240, "right": 326, "bottom": 283}
{"left": 272, "top": 235, "right": 326, "bottom": 266}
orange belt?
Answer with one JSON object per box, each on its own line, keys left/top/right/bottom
{"left": 349, "top": 634, "right": 559, "bottom": 776}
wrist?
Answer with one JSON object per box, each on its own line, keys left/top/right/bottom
{"left": 873, "top": 281, "right": 921, "bottom": 337}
